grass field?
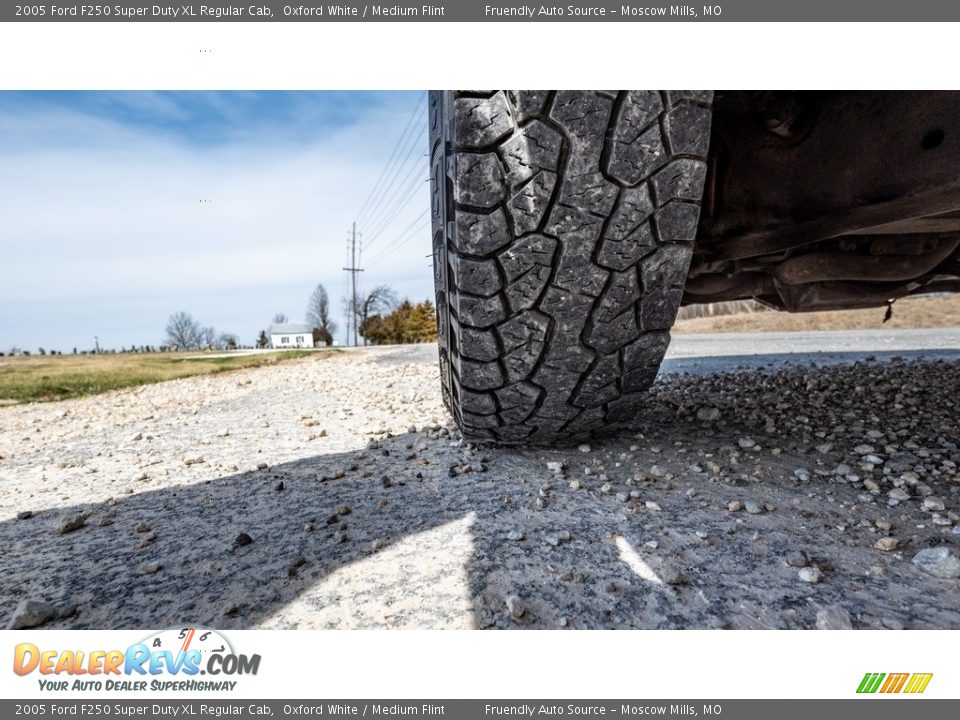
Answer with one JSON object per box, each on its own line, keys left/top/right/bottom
{"left": 673, "top": 294, "right": 960, "bottom": 334}
{"left": 0, "top": 350, "right": 332, "bottom": 404}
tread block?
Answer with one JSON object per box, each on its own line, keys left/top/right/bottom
{"left": 495, "top": 381, "right": 542, "bottom": 424}
{"left": 640, "top": 288, "right": 683, "bottom": 330}
{"left": 550, "top": 91, "right": 613, "bottom": 175}
{"left": 460, "top": 388, "right": 498, "bottom": 415}
{"left": 451, "top": 255, "right": 502, "bottom": 297}
{"left": 664, "top": 104, "right": 712, "bottom": 158}
{"left": 607, "top": 124, "right": 667, "bottom": 186}
{"left": 498, "top": 310, "right": 550, "bottom": 353}
{"left": 459, "top": 326, "right": 500, "bottom": 362}
{"left": 544, "top": 204, "right": 604, "bottom": 245}
{"left": 557, "top": 171, "right": 619, "bottom": 215}
{"left": 499, "top": 233, "right": 557, "bottom": 280}
{"left": 498, "top": 310, "right": 549, "bottom": 382}
{"left": 613, "top": 91, "right": 664, "bottom": 145}
{"left": 554, "top": 240, "right": 608, "bottom": 296}
{"left": 455, "top": 153, "right": 505, "bottom": 208}
{"left": 654, "top": 201, "right": 701, "bottom": 243}
{"left": 598, "top": 223, "right": 656, "bottom": 271}
{"left": 510, "top": 90, "right": 551, "bottom": 122}
{"left": 458, "top": 357, "right": 505, "bottom": 391}
{"left": 606, "top": 185, "right": 654, "bottom": 240}
{"left": 454, "top": 92, "right": 513, "bottom": 149}
{"left": 641, "top": 244, "right": 691, "bottom": 291}
{"left": 595, "top": 269, "right": 642, "bottom": 323}
{"left": 507, "top": 171, "right": 557, "bottom": 236}
{"left": 455, "top": 208, "right": 512, "bottom": 254}
{"left": 589, "top": 307, "right": 640, "bottom": 354}
{"left": 462, "top": 410, "right": 501, "bottom": 429}
{"left": 651, "top": 159, "right": 707, "bottom": 203}
{"left": 562, "top": 406, "right": 607, "bottom": 436}
{"left": 453, "top": 291, "right": 507, "bottom": 328}
{"left": 501, "top": 120, "right": 563, "bottom": 186}
{"left": 505, "top": 265, "right": 551, "bottom": 313}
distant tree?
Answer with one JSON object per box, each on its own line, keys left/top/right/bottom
{"left": 306, "top": 284, "right": 337, "bottom": 346}
{"left": 198, "top": 326, "right": 217, "bottom": 349}
{"left": 312, "top": 327, "right": 332, "bottom": 347}
{"left": 164, "top": 311, "right": 202, "bottom": 350}
{"left": 351, "top": 285, "right": 397, "bottom": 345}
{"left": 256, "top": 330, "right": 269, "bottom": 348}
{"left": 272, "top": 313, "right": 288, "bottom": 324}
{"left": 218, "top": 333, "right": 239, "bottom": 350}
{"left": 38, "top": 347, "right": 46, "bottom": 355}
{"left": 361, "top": 299, "right": 437, "bottom": 345}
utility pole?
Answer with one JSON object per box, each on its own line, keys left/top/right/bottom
{"left": 342, "top": 221, "right": 364, "bottom": 346}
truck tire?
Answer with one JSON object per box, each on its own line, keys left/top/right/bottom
{"left": 430, "top": 91, "right": 712, "bottom": 444}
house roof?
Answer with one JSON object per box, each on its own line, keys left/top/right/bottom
{"left": 268, "top": 323, "right": 314, "bottom": 334}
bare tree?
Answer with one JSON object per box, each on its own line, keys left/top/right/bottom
{"left": 272, "top": 313, "right": 288, "bottom": 324}
{"left": 306, "top": 284, "right": 337, "bottom": 346}
{"left": 164, "top": 311, "right": 201, "bottom": 350}
{"left": 354, "top": 285, "right": 397, "bottom": 345}
{"left": 198, "top": 326, "right": 218, "bottom": 349}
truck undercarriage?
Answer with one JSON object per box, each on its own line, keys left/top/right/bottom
{"left": 687, "top": 91, "right": 960, "bottom": 312}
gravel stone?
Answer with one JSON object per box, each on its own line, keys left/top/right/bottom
{"left": 696, "top": 407, "right": 720, "bottom": 421}
{"left": 874, "top": 537, "right": 899, "bottom": 551}
{"left": 798, "top": 566, "right": 823, "bottom": 583}
{"left": 6, "top": 600, "right": 56, "bottom": 629}
{"left": 57, "top": 514, "right": 86, "bottom": 534}
{"left": 816, "top": 606, "right": 853, "bottom": 630}
{"left": 505, "top": 595, "right": 525, "bottom": 619}
{"left": 912, "top": 548, "right": 960, "bottom": 579}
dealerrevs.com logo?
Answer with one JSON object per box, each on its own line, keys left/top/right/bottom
{"left": 857, "top": 673, "right": 933, "bottom": 694}
{"left": 13, "top": 627, "right": 261, "bottom": 693}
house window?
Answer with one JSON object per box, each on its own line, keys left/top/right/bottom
{"left": 296, "top": 336, "right": 304, "bottom": 343}
{"left": 281, "top": 337, "right": 289, "bottom": 344}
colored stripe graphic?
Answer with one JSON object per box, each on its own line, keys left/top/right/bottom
{"left": 881, "top": 673, "right": 909, "bottom": 693}
{"left": 857, "top": 672, "right": 932, "bottom": 694}
{"left": 904, "top": 673, "right": 933, "bottom": 694}
{"left": 857, "top": 673, "right": 885, "bottom": 693}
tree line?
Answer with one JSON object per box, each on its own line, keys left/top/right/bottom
{"left": 163, "top": 282, "right": 437, "bottom": 352}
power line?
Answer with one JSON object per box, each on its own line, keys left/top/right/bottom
{"left": 365, "top": 210, "right": 431, "bottom": 268}
{"left": 362, "top": 165, "right": 429, "bottom": 249}
{"left": 354, "top": 92, "right": 426, "bottom": 230}
{"left": 358, "top": 121, "right": 427, "bottom": 239}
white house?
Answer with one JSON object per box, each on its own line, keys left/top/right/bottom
{"left": 268, "top": 322, "right": 314, "bottom": 349}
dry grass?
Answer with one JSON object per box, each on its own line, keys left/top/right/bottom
{"left": 674, "top": 293, "right": 960, "bottom": 334}
{"left": 0, "top": 350, "right": 335, "bottom": 404}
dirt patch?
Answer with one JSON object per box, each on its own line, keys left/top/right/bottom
{"left": 675, "top": 294, "right": 960, "bottom": 334}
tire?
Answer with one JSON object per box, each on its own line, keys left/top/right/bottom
{"left": 430, "top": 91, "right": 713, "bottom": 444}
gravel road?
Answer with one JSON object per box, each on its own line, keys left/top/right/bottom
{"left": 2, "top": 331, "right": 960, "bottom": 630}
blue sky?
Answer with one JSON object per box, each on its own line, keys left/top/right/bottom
{"left": 0, "top": 91, "right": 432, "bottom": 351}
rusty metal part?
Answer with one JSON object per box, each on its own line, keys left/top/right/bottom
{"left": 774, "top": 236, "right": 959, "bottom": 286}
